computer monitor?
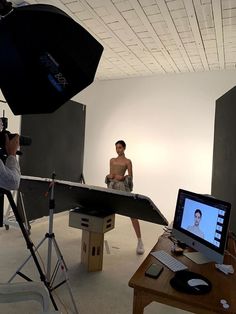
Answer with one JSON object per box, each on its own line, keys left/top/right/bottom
{"left": 172, "top": 189, "right": 231, "bottom": 264}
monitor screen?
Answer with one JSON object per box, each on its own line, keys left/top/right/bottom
{"left": 172, "top": 189, "right": 231, "bottom": 264}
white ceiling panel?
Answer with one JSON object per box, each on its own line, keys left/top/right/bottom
{"left": 11, "top": 0, "right": 236, "bottom": 79}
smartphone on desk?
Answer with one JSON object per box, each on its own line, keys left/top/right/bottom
{"left": 145, "top": 263, "right": 163, "bottom": 279}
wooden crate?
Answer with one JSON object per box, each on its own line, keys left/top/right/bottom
{"left": 69, "top": 208, "right": 115, "bottom": 233}
{"left": 81, "top": 230, "right": 104, "bottom": 272}
{"left": 69, "top": 207, "right": 115, "bottom": 271}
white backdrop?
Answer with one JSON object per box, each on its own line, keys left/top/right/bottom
{"left": 2, "top": 70, "right": 236, "bottom": 223}
{"left": 74, "top": 70, "right": 236, "bottom": 223}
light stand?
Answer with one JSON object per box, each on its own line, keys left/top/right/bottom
{"left": 44, "top": 173, "right": 78, "bottom": 313}
{"left": 6, "top": 173, "right": 79, "bottom": 314}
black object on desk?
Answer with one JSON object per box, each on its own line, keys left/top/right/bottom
{"left": 145, "top": 263, "right": 163, "bottom": 279}
{"left": 170, "top": 270, "right": 212, "bottom": 294}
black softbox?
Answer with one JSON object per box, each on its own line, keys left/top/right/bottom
{"left": 0, "top": 4, "right": 103, "bottom": 115}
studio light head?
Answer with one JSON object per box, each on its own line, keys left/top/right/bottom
{"left": 0, "top": 1, "right": 104, "bottom": 115}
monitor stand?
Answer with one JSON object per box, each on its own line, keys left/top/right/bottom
{"left": 183, "top": 251, "right": 213, "bottom": 264}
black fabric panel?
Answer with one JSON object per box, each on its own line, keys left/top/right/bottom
{"left": 18, "top": 100, "right": 86, "bottom": 221}
{"left": 19, "top": 99, "right": 86, "bottom": 183}
{"left": 211, "top": 86, "right": 236, "bottom": 235}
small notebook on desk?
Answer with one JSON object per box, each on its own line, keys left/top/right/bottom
{"left": 151, "top": 250, "right": 188, "bottom": 272}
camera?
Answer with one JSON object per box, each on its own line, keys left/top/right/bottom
{"left": 0, "top": 114, "right": 31, "bottom": 157}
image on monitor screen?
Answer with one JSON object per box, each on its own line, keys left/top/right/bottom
{"left": 172, "top": 189, "right": 231, "bottom": 264}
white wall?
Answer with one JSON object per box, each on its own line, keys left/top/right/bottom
{"left": 74, "top": 70, "right": 236, "bottom": 223}
{"left": 2, "top": 71, "right": 236, "bottom": 223}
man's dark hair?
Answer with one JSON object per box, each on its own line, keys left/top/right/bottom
{"left": 195, "top": 209, "right": 202, "bottom": 217}
{"left": 115, "top": 140, "right": 126, "bottom": 148}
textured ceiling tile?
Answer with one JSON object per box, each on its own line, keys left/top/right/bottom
{"left": 148, "top": 13, "right": 165, "bottom": 22}
{"left": 170, "top": 8, "right": 187, "bottom": 19}
{"left": 66, "top": 2, "right": 84, "bottom": 13}
{"left": 114, "top": 29, "right": 134, "bottom": 41}
{"left": 189, "top": 55, "right": 201, "bottom": 63}
{"left": 204, "top": 39, "right": 217, "bottom": 48}
{"left": 83, "top": 18, "right": 106, "bottom": 31}
{"left": 201, "top": 32, "right": 216, "bottom": 41}
{"left": 175, "top": 22, "right": 191, "bottom": 32}
{"left": 180, "top": 36, "right": 195, "bottom": 44}
{"left": 75, "top": 10, "right": 95, "bottom": 20}
{"left": 152, "top": 21, "right": 169, "bottom": 35}
{"left": 126, "top": 18, "right": 143, "bottom": 27}
{"left": 201, "top": 0, "right": 211, "bottom": 4}
{"left": 122, "top": 9, "right": 139, "bottom": 20}
{"left": 94, "top": 6, "right": 110, "bottom": 17}
{"left": 102, "top": 14, "right": 119, "bottom": 23}
{"left": 198, "top": 19, "right": 214, "bottom": 29}
{"left": 86, "top": 0, "right": 107, "bottom": 8}
{"left": 222, "top": 8, "right": 236, "bottom": 18}
{"left": 167, "top": 0, "right": 185, "bottom": 11}
{"left": 179, "top": 30, "right": 193, "bottom": 38}
{"left": 108, "top": 21, "right": 123, "bottom": 30}
{"left": 139, "top": 0, "right": 156, "bottom": 6}
{"left": 97, "top": 32, "right": 113, "bottom": 39}
{"left": 141, "top": 36, "right": 157, "bottom": 43}
{"left": 225, "top": 51, "right": 236, "bottom": 61}
{"left": 225, "top": 63, "right": 236, "bottom": 69}
{"left": 114, "top": 0, "right": 133, "bottom": 11}
{"left": 131, "top": 24, "right": 148, "bottom": 32}
{"left": 223, "top": 16, "right": 236, "bottom": 25}
{"left": 143, "top": 4, "right": 160, "bottom": 15}
{"left": 184, "top": 42, "right": 198, "bottom": 50}
{"left": 136, "top": 31, "right": 151, "bottom": 38}
{"left": 61, "top": 0, "right": 76, "bottom": 4}
{"left": 206, "top": 54, "right": 219, "bottom": 63}
{"left": 26, "top": 0, "right": 236, "bottom": 78}
{"left": 192, "top": 64, "right": 204, "bottom": 71}
{"left": 222, "top": 0, "right": 236, "bottom": 10}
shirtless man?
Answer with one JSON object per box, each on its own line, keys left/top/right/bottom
{"left": 106, "top": 140, "right": 144, "bottom": 255}
{"left": 187, "top": 209, "right": 205, "bottom": 239}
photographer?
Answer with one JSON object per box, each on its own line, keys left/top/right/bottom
{"left": 0, "top": 133, "right": 20, "bottom": 190}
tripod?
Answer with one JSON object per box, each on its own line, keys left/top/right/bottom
{"left": 5, "top": 174, "right": 79, "bottom": 314}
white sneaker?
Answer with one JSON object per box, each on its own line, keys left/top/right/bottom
{"left": 136, "top": 239, "right": 145, "bottom": 255}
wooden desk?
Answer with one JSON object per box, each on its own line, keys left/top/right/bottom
{"left": 128, "top": 234, "right": 236, "bottom": 314}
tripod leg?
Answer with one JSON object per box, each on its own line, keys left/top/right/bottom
{"left": 1, "top": 189, "right": 59, "bottom": 311}
{"left": 18, "top": 191, "right": 31, "bottom": 234}
{"left": 8, "top": 236, "right": 47, "bottom": 283}
{"left": 52, "top": 237, "right": 79, "bottom": 314}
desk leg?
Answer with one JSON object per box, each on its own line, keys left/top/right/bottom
{"left": 132, "top": 289, "right": 153, "bottom": 314}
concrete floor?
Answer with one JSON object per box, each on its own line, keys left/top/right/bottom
{"left": 0, "top": 211, "right": 191, "bottom": 314}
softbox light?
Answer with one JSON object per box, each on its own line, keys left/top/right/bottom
{"left": 0, "top": 4, "right": 103, "bottom": 115}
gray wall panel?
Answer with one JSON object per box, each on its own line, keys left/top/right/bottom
{"left": 212, "top": 86, "right": 236, "bottom": 235}
{"left": 18, "top": 100, "right": 86, "bottom": 220}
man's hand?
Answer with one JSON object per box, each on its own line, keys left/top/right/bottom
{"left": 5, "top": 134, "right": 20, "bottom": 156}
